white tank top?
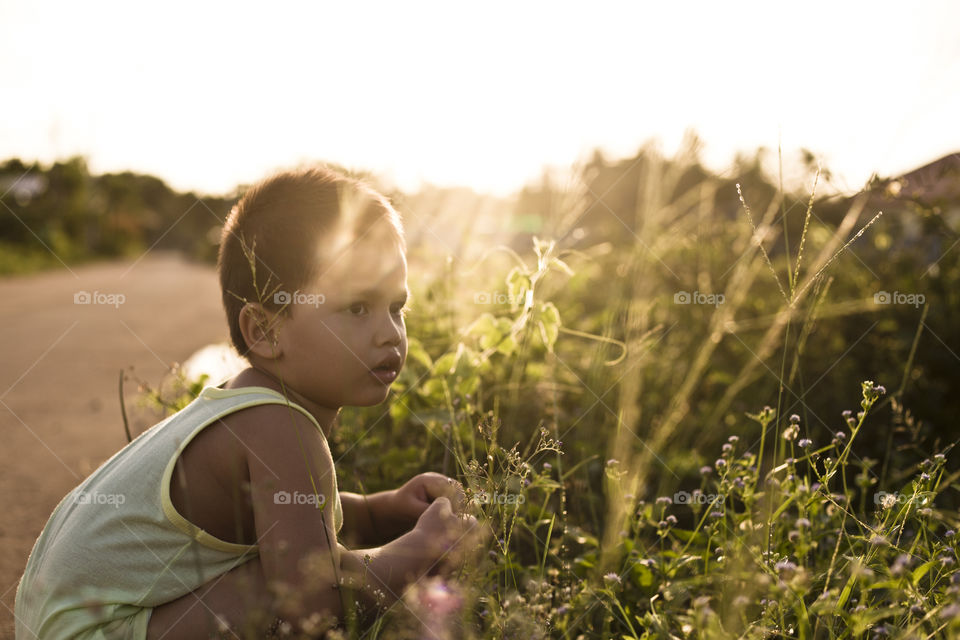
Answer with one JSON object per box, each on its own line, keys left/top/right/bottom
{"left": 15, "top": 384, "right": 342, "bottom": 639}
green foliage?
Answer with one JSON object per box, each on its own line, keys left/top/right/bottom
{"left": 0, "top": 156, "right": 232, "bottom": 273}
{"left": 123, "top": 144, "right": 959, "bottom": 637}
{"left": 330, "top": 149, "right": 958, "bottom": 638}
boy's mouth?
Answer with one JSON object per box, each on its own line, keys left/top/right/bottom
{"left": 370, "top": 352, "right": 402, "bottom": 384}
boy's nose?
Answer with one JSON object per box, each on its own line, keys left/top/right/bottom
{"left": 374, "top": 312, "right": 403, "bottom": 346}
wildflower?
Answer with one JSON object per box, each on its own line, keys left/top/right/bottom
{"left": 798, "top": 438, "right": 813, "bottom": 449}
{"left": 880, "top": 493, "right": 897, "bottom": 509}
{"left": 941, "top": 603, "right": 960, "bottom": 620}
{"left": 789, "top": 414, "right": 801, "bottom": 424}
{"left": 835, "top": 431, "right": 846, "bottom": 441}
{"left": 606, "top": 458, "right": 619, "bottom": 466}
{"left": 869, "top": 534, "right": 888, "bottom": 546}
{"left": 733, "top": 477, "right": 745, "bottom": 489}
{"left": 715, "top": 458, "right": 727, "bottom": 469}
{"left": 728, "top": 435, "right": 739, "bottom": 443}
{"left": 603, "top": 572, "right": 622, "bottom": 586}
{"left": 782, "top": 424, "right": 799, "bottom": 441}
{"left": 890, "top": 554, "right": 911, "bottom": 576}
{"left": 935, "top": 453, "right": 946, "bottom": 464}
{"left": 722, "top": 443, "right": 733, "bottom": 453}
{"left": 700, "top": 465, "right": 713, "bottom": 476}
{"left": 788, "top": 530, "right": 800, "bottom": 543}
{"left": 920, "top": 472, "right": 931, "bottom": 482}
{"left": 919, "top": 508, "right": 933, "bottom": 517}
{"left": 775, "top": 559, "right": 798, "bottom": 574}
{"left": 946, "top": 530, "right": 956, "bottom": 539}
{"left": 941, "top": 556, "right": 955, "bottom": 567}
{"left": 850, "top": 561, "right": 875, "bottom": 580}
{"left": 407, "top": 577, "right": 463, "bottom": 637}
{"left": 862, "top": 380, "right": 886, "bottom": 405}
{"left": 556, "top": 605, "right": 569, "bottom": 616}
{"left": 795, "top": 518, "right": 811, "bottom": 528}
{"left": 842, "top": 410, "right": 852, "bottom": 419}
{"left": 709, "top": 510, "right": 723, "bottom": 519}
{"left": 732, "top": 595, "right": 751, "bottom": 608}
{"left": 542, "top": 462, "right": 552, "bottom": 471}
{"left": 665, "top": 515, "right": 678, "bottom": 526}
{"left": 656, "top": 496, "right": 672, "bottom": 506}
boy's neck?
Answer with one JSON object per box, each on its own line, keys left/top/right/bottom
{"left": 224, "top": 366, "right": 339, "bottom": 435}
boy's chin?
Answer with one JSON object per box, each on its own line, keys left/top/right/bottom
{"left": 352, "top": 387, "right": 394, "bottom": 406}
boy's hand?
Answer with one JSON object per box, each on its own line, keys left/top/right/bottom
{"left": 392, "top": 472, "right": 466, "bottom": 525}
{"left": 412, "top": 496, "right": 485, "bottom": 575}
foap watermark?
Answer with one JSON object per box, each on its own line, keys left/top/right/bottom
{"left": 273, "top": 290, "right": 326, "bottom": 308}
{"left": 874, "top": 291, "right": 924, "bottom": 308}
{"left": 474, "top": 290, "right": 533, "bottom": 306}
{"left": 74, "top": 291, "right": 126, "bottom": 308}
{"left": 674, "top": 291, "right": 725, "bottom": 307}
{"left": 273, "top": 490, "right": 326, "bottom": 506}
{"left": 73, "top": 490, "right": 126, "bottom": 508}
{"left": 674, "top": 490, "right": 725, "bottom": 506}
{"left": 873, "top": 491, "right": 933, "bottom": 509}
{"left": 471, "top": 490, "right": 526, "bottom": 505}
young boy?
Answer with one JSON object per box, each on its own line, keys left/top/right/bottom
{"left": 14, "top": 167, "right": 481, "bottom": 639}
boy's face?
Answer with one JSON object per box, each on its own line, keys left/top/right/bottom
{"left": 273, "top": 234, "right": 408, "bottom": 410}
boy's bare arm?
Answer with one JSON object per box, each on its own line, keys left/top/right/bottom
{"left": 236, "top": 405, "right": 477, "bottom": 626}
{"left": 235, "top": 403, "right": 343, "bottom": 618}
{"left": 340, "top": 473, "right": 467, "bottom": 547}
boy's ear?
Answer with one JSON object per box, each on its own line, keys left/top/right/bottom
{"left": 238, "top": 303, "right": 283, "bottom": 360}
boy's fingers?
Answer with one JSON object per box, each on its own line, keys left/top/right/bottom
{"left": 424, "top": 495, "right": 452, "bottom": 515}
{"left": 422, "top": 473, "right": 466, "bottom": 512}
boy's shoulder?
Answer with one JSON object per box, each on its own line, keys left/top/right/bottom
{"left": 217, "top": 398, "right": 323, "bottom": 449}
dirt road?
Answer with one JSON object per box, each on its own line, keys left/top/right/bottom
{"left": 0, "top": 253, "right": 229, "bottom": 638}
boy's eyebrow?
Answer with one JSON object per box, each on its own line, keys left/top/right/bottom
{"left": 346, "top": 287, "right": 410, "bottom": 299}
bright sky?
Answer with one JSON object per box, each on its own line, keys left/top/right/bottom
{"left": 1, "top": 0, "right": 958, "bottom": 197}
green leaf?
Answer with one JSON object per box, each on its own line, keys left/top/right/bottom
{"left": 912, "top": 559, "right": 936, "bottom": 586}
{"left": 631, "top": 562, "right": 654, "bottom": 588}
{"left": 550, "top": 256, "right": 575, "bottom": 276}
{"left": 405, "top": 336, "right": 433, "bottom": 369}
{"left": 433, "top": 349, "right": 462, "bottom": 375}
{"left": 835, "top": 573, "right": 855, "bottom": 613}
{"left": 419, "top": 378, "right": 445, "bottom": 402}
{"left": 467, "top": 314, "right": 499, "bottom": 348}
{"left": 455, "top": 374, "right": 479, "bottom": 396}
{"left": 506, "top": 267, "right": 531, "bottom": 309}
{"left": 495, "top": 333, "right": 517, "bottom": 356}
{"left": 538, "top": 301, "right": 561, "bottom": 352}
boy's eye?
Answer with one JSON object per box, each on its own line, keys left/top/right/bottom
{"left": 348, "top": 303, "right": 368, "bottom": 315}
{"left": 391, "top": 303, "right": 408, "bottom": 317}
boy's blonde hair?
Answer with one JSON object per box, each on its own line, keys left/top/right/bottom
{"left": 217, "top": 166, "right": 405, "bottom": 357}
